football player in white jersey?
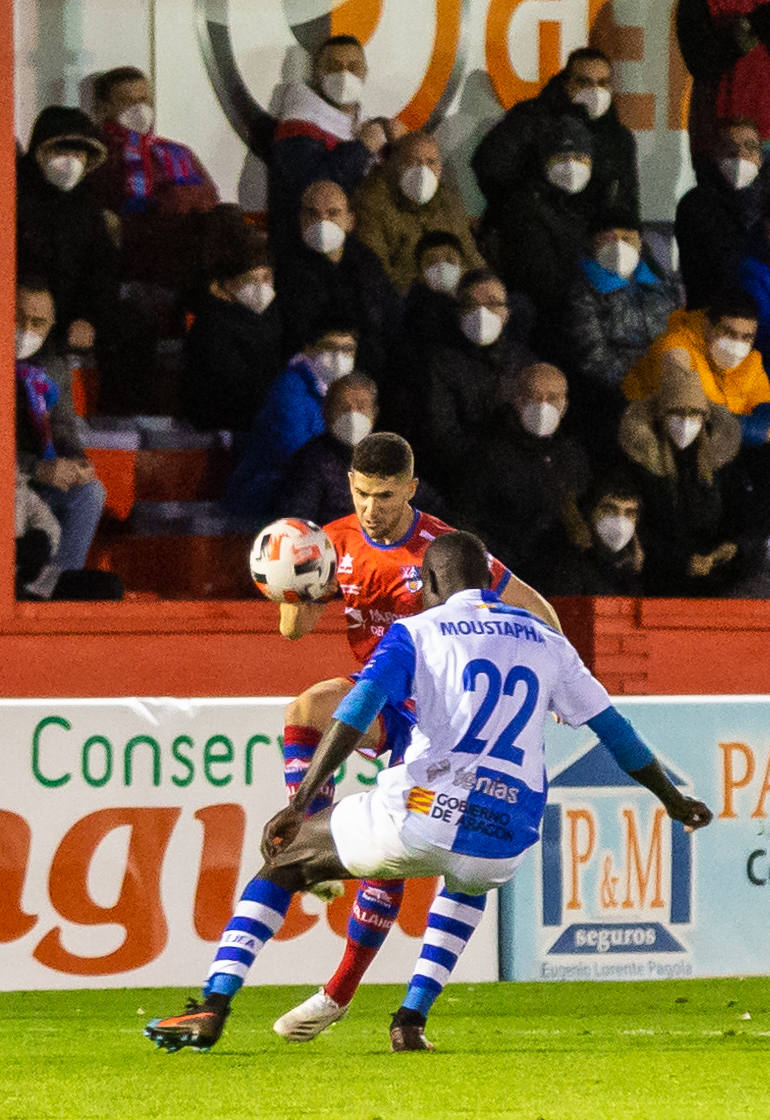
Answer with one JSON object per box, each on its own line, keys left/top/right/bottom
{"left": 145, "top": 531, "right": 712, "bottom": 1054}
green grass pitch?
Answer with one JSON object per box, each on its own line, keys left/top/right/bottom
{"left": 1, "top": 978, "right": 767, "bottom": 1120}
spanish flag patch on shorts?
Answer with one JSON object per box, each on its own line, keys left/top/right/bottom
{"left": 406, "top": 786, "right": 435, "bottom": 814}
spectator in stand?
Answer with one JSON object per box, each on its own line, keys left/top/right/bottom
{"left": 676, "top": 117, "right": 765, "bottom": 309}
{"left": 738, "top": 192, "right": 770, "bottom": 369}
{"left": 422, "top": 268, "right": 535, "bottom": 493}
{"left": 276, "top": 179, "right": 402, "bottom": 386}
{"left": 223, "top": 317, "right": 359, "bottom": 524}
{"left": 464, "top": 363, "right": 591, "bottom": 587}
{"left": 561, "top": 210, "right": 679, "bottom": 449}
{"left": 403, "top": 230, "right": 467, "bottom": 351}
{"left": 183, "top": 207, "right": 283, "bottom": 435}
{"left": 92, "top": 65, "right": 219, "bottom": 290}
{"left": 482, "top": 118, "right": 595, "bottom": 349}
{"left": 269, "top": 34, "right": 404, "bottom": 253}
{"left": 543, "top": 473, "right": 646, "bottom": 597}
{"left": 275, "top": 373, "right": 379, "bottom": 525}
{"left": 619, "top": 363, "right": 761, "bottom": 596}
{"left": 15, "top": 279, "right": 106, "bottom": 585}
{"left": 677, "top": 0, "right": 770, "bottom": 168}
{"left": 17, "top": 106, "right": 118, "bottom": 360}
{"left": 352, "top": 130, "right": 484, "bottom": 295}
{"left": 472, "top": 47, "right": 639, "bottom": 233}
{"left": 622, "top": 291, "right": 770, "bottom": 446}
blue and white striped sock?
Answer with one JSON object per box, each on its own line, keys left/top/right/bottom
{"left": 204, "top": 877, "right": 291, "bottom": 999}
{"left": 401, "top": 888, "right": 487, "bottom": 1017}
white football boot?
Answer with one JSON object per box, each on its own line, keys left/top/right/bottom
{"left": 273, "top": 987, "right": 349, "bottom": 1041}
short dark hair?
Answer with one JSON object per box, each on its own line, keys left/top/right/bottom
{"left": 424, "top": 530, "right": 491, "bottom": 590}
{"left": 93, "top": 66, "right": 146, "bottom": 104}
{"left": 316, "top": 34, "right": 364, "bottom": 59}
{"left": 588, "top": 471, "right": 642, "bottom": 511}
{"left": 414, "top": 229, "right": 464, "bottom": 265}
{"left": 351, "top": 432, "right": 413, "bottom": 478}
{"left": 304, "top": 314, "right": 360, "bottom": 349}
{"left": 717, "top": 116, "right": 760, "bottom": 136}
{"left": 566, "top": 47, "right": 611, "bottom": 74}
{"left": 457, "top": 267, "right": 503, "bottom": 303}
{"left": 324, "top": 372, "right": 377, "bottom": 419}
{"left": 202, "top": 205, "right": 271, "bottom": 281}
{"left": 706, "top": 289, "right": 759, "bottom": 325}
{"left": 16, "top": 273, "right": 52, "bottom": 297}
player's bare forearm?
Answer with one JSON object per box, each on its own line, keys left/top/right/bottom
{"left": 629, "top": 759, "right": 713, "bottom": 831}
{"left": 292, "top": 719, "right": 361, "bottom": 816}
{"left": 500, "top": 574, "right": 562, "bottom": 633}
{"left": 278, "top": 599, "right": 328, "bottom": 640}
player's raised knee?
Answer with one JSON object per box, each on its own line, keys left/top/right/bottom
{"left": 285, "top": 677, "right": 353, "bottom": 729}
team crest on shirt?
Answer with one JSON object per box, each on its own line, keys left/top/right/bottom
{"left": 401, "top": 565, "right": 423, "bottom": 593}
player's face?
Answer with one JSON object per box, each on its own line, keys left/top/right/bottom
{"left": 348, "top": 471, "right": 418, "bottom": 543}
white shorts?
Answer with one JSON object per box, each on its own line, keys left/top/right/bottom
{"left": 329, "top": 790, "right": 526, "bottom": 895}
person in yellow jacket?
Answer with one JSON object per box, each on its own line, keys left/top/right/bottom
{"left": 622, "top": 291, "right": 770, "bottom": 445}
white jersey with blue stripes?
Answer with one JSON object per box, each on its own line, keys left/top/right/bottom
{"left": 356, "top": 588, "right": 611, "bottom": 859}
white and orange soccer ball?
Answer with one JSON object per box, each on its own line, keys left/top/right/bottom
{"left": 249, "top": 518, "right": 336, "bottom": 603}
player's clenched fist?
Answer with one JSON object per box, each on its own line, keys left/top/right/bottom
{"left": 261, "top": 804, "right": 304, "bottom": 861}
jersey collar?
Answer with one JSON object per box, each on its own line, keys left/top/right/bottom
{"left": 361, "top": 507, "right": 419, "bottom": 550}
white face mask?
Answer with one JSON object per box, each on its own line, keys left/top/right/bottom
{"left": 571, "top": 86, "right": 612, "bottom": 120}
{"left": 594, "top": 514, "right": 636, "bottom": 552}
{"left": 330, "top": 409, "right": 373, "bottom": 446}
{"left": 302, "top": 219, "right": 347, "bottom": 256}
{"left": 15, "top": 329, "right": 45, "bottom": 360}
{"left": 42, "top": 153, "right": 86, "bottom": 191}
{"left": 519, "top": 401, "right": 562, "bottom": 438}
{"left": 546, "top": 158, "right": 591, "bottom": 194}
{"left": 321, "top": 70, "right": 364, "bottom": 107}
{"left": 116, "top": 102, "right": 155, "bottom": 135}
{"left": 709, "top": 335, "right": 752, "bottom": 370}
{"left": 595, "top": 239, "right": 640, "bottom": 278}
{"left": 310, "top": 349, "right": 356, "bottom": 389}
{"left": 459, "top": 306, "right": 504, "bottom": 347}
{"left": 399, "top": 164, "right": 439, "bottom": 205}
{"left": 424, "top": 260, "right": 462, "bottom": 294}
{"left": 666, "top": 414, "right": 703, "bottom": 450}
{"left": 233, "top": 281, "right": 275, "bottom": 315}
{"left": 719, "top": 157, "right": 759, "bottom": 191}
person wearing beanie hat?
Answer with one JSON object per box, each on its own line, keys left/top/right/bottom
{"left": 182, "top": 206, "right": 285, "bottom": 433}
{"left": 618, "top": 361, "right": 763, "bottom": 594}
{"left": 472, "top": 47, "right": 640, "bottom": 233}
{"left": 17, "top": 105, "right": 119, "bottom": 359}
{"left": 483, "top": 116, "right": 596, "bottom": 349}
{"left": 559, "top": 208, "right": 679, "bottom": 462}
{"left": 622, "top": 288, "right": 770, "bottom": 447}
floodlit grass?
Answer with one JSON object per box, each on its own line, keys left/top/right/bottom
{"left": 1, "top": 978, "right": 768, "bottom": 1120}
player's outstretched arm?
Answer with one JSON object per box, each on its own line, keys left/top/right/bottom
{"left": 278, "top": 578, "right": 339, "bottom": 640}
{"left": 586, "top": 706, "right": 712, "bottom": 831}
{"left": 499, "top": 573, "right": 562, "bottom": 633}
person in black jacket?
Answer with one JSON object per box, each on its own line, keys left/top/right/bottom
{"left": 17, "top": 105, "right": 118, "bottom": 358}
{"left": 676, "top": 116, "right": 765, "bottom": 309}
{"left": 276, "top": 179, "right": 403, "bottom": 387}
{"left": 472, "top": 47, "right": 639, "bottom": 231}
{"left": 183, "top": 209, "right": 283, "bottom": 433}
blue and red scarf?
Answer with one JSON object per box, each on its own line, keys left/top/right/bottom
{"left": 102, "top": 120, "right": 205, "bottom": 214}
{"left": 16, "top": 361, "right": 59, "bottom": 460}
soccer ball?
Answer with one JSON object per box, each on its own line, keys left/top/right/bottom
{"left": 249, "top": 518, "right": 336, "bottom": 603}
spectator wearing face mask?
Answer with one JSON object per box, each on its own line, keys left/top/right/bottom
{"left": 182, "top": 208, "right": 283, "bottom": 434}
{"left": 422, "top": 269, "right": 534, "bottom": 491}
{"left": 543, "top": 474, "right": 646, "bottom": 596}
{"left": 472, "top": 47, "right": 639, "bottom": 231}
{"left": 561, "top": 210, "right": 680, "bottom": 453}
{"left": 222, "top": 318, "right": 359, "bottom": 523}
{"left": 485, "top": 118, "right": 595, "bottom": 347}
{"left": 276, "top": 179, "right": 401, "bottom": 385}
{"left": 676, "top": 117, "right": 765, "bottom": 310}
{"left": 352, "top": 131, "right": 484, "bottom": 295}
{"left": 15, "top": 278, "right": 107, "bottom": 585}
{"left": 619, "top": 363, "right": 761, "bottom": 595}
{"left": 464, "top": 363, "right": 591, "bottom": 585}
{"left": 269, "top": 34, "right": 404, "bottom": 254}
{"left": 622, "top": 291, "right": 770, "bottom": 446}
{"left": 17, "top": 106, "right": 118, "bottom": 359}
